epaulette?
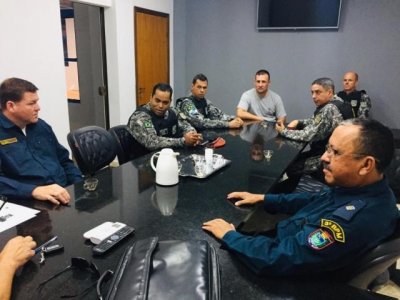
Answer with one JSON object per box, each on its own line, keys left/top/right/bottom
{"left": 332, "top": 199, "right": 366, "bottom": 221}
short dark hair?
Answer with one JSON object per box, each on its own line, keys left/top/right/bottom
{"left": 0, "top": 78, "right": 38, "bottom": 109}
{"left": 152, "top": 83, "right": 173, "bottom": 99}
{"left": 312, "top": 77, "right": 335, "bottom": 94}
{"left": 192, "top": 74, "right": 208, "bottom": 84}
{"left": 255, "top": 69, "right": 271, "bottom": 80}
{"left": 342, "top": 118, "right": 394, "bottom": 173}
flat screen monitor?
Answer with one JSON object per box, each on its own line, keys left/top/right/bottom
{"left": 257, "top": 0, "right": 342, "bottom": 30}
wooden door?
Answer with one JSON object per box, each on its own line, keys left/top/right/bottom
{"left": 135, "top": 7, "right": 169, "bottom": 106}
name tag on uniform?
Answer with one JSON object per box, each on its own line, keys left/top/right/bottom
{"left": 0, "top": 137, "right": 18, "bottom": 145}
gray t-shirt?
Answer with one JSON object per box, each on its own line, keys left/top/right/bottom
{"left": 237, "top": 88, "right": 286, "bottom": 122}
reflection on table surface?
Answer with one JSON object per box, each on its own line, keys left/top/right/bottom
{"left": 1, "top": 123, "right": 392, "bottom": 299}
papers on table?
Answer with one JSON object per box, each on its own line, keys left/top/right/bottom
{"left": 0, "top": 200, "right": 40, "bottom": 233}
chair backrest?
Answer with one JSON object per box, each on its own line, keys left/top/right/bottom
{"left": 108, "top": 125, "right": 149, "bottom": 165}
{"left": 294, "top": 174, "right": 328, "bottom": 194}
{"left": 174, "top": 97, "right": 186, "bottom": 111}
{"left": 333, "top": 219, "right": 400, "bottom": 290}
{"left": 385, "top": 148, "right": 400, "bottom": 202}
{"left": 67, "top": 126, "right": 117, "bottom": 176}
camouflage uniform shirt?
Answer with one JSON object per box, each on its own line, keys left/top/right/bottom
{"left": 279, "top": 98, "right": 345, "bottom": 172}
{"left": 176, "top": 96, "right": 234, "bottom": 129}
{"left": 128, "top": 103, "right": 195, "bottom": 151}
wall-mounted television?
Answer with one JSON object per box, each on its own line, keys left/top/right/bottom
{"left": 257, "top": 0, "right": 342, "bottom": 31}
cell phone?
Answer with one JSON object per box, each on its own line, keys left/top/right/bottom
{"left": 199, "top": 139, "right": 211, "bottom": 146}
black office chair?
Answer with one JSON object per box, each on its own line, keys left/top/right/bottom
{"left": 108, "top": 125, "right": 149, "bottom": 164}
{"left": 293, "top": 174, "right": 328, "bottom": 193}
{"left": 331, "top": 219, "right": 400, "bottom": 290}
{"left": 386, "top": 149, "right": 400, "bottom": 202}
{"left": 174, "top": 97, "right": 186, "bottom": 111}
{"left": 67, "top": 126, "right": 117, "bottom": 176}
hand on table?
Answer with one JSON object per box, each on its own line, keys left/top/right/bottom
{"left": 275, "top": 122, "right": 286, "bottom": 133}
{"left": 32, "top": 184, "right": 71, "bottom": 205}
{"left": 184, "top": 132, "right": 203, "bottom": 146}
{"left": 0, "top": 236, "right": 36, "bottom": 272}
{"left": 228, "top": 117, "right": 244, "bottom": 129}
{"left": 202, "top": 218, "right": 235, "bottom": 240}
{"left": 227, "top": 191, "right": 264, "bottom": 206}
{"left": 286, "top": 120, "right": 299, "bottom": 130}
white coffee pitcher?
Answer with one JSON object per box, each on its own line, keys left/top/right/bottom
{"left": 150, "top": 148, "right": 180, "bottom": 186}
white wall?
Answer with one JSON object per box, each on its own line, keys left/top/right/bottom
{"left": 104, "top": 0, "right": 174, "bottom": 126}
{"left": 0, "top": 0, "right": 174, "bottom": 148}
{"left": 0, "top": 0, "right": 71, "bottom": 147}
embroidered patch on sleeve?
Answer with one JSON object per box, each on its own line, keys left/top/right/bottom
{"left": 143, "top": 120, "right": 153, "bottom": 128}
{"left": 314, "top": 115, "right": 322, "bottom": 124}
{"left": 308, "top": 229, "right": 334, "bottom": 250}
{"left": 0, "top": 137, "right": 18, "bottom": 145}
{"left": 321, "top": 219, "right": 345, "bottom": 243}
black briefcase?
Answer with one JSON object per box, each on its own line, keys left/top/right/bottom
{"left": 103, "top": 237, "right": 221, "bottom": 300}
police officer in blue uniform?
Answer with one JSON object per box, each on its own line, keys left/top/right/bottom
{"left": 203, "top": 119, "right": 399, "bottom": 276}
{"left": 0, "top": 78, "right": 82, "bottom": 205}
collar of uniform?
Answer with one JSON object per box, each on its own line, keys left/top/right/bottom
{"left": 0, "top": 111, "right": 19, "bottom": 129}
{"left": 332, "top": 177, "right": 389, "bottom": 205}
{"left": 189, "top": 95, "right": 206, "bottom": 102}
{"left": 0, "top": 111, "right": 38, "bottom": 132}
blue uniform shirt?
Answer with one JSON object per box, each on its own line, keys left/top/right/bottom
{"left": 223, "top": 178, "right": 399, "bottom": 276}
{"left": 0, "top": 113, "right": 82, "bottom": 199}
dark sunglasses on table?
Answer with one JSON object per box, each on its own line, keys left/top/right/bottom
{"left": 37, "top": 257, "right": 112, "bottom": 298}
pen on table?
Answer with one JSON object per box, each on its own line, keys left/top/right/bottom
{"left": 34, "top": 236, "right": 58, "bottom": 254}
{"left": 0, "top": 196, "right": 7, "bottom": 211}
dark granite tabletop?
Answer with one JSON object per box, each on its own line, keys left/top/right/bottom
{"left": 0, "top": 122, "right": 394, "bottom": 299}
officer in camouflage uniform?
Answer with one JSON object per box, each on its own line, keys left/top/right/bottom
{"left": 128, "top": 83, "right": 202, "bottom": 151}
{"left": 336, "top": 71, "right": 371, "bottom": 118}
{"left": 276, "top": 78, "right": 346, "bottom": 185}
{"left": 176, "top": 74, "right": 243, "bottom": 130}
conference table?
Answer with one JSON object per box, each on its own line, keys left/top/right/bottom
{"left": 0, "top": 122, "right": 395, "bottom": 299}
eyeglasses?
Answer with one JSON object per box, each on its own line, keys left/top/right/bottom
{"left": 38, "top": 257, "right": 100, "bottom": 298}
{"left": 325, "top": 144, "right": 368, "bottom": 159}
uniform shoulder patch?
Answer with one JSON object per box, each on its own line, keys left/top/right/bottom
{"left": 320, "top": 219, "right": 345, "bottom": 243}
{"left": 332, "top": 199, "right": 366, "bottom": 221}
{"left": 313, "top": 115, "right": 322, "bottom": 124}
{"left": 143, "top": 120, "right": 153, "bottom": 128}
{"left": 308, "top": 229, "right": 334, "bottom": 250}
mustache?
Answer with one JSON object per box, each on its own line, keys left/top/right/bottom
{"left": 322, "top": 162, "right": 331, "bottom": 171}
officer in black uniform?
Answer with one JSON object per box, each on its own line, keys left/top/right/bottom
{"left": 337, "top": 71, "right": 371, "bottom": 118}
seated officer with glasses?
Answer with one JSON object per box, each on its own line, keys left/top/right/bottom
{"left": 203, "top": 119, "right": 399, "bottom": 276}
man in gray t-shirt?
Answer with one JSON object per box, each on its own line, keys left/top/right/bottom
{"left": 237, "top": 69, "right": 286, "bottom": 123}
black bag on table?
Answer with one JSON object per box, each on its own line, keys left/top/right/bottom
{"left": 101, "top": 237, "right": 221, "bottom": 300}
